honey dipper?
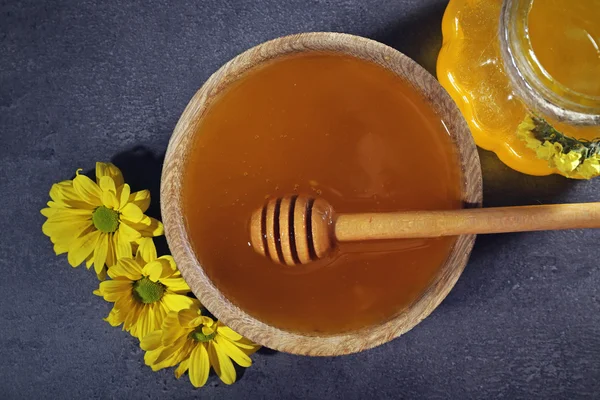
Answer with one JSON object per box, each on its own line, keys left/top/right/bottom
{"left": 249, "top": 195, "right": 600, "bottom": 266}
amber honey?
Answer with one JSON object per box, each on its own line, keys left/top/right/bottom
{"left": 528, "top": 0, "right": 600, "bottom": 99}
{"left": 182, "top": 52, "right": 462, "bottom": 334}
{"left": 437, "top": 0, "right": 600, "bottom": 178}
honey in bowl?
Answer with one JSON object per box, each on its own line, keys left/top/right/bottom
{"left": 182, "top": 52, "right": 462, "bottom": 335}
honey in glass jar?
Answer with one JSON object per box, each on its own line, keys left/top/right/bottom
{"left": 437, "top": 0, "right": 600, "bottom": 178}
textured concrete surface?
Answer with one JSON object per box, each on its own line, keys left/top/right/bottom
{"left": 1, "top": 0, "right": 600, "bottom": 398}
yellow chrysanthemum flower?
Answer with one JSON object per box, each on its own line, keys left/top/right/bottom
{"left": 535, "top": 141, "right": 556, "bottom": 160}
{"left": 94, "top": 238, "right": 195, "bottom": 339}
{"left": 41, "top": 162, "right": 163, "bottom": 279}
{"left": 551, "top": 147, "right": 582, "bottom": 175}
{"left": 516, "top": 114, "right": 600, "bottom": 179}
{"left": 579, "top": 156, "right": 600, "bottom": 179}
{"left": 141, "top": 302, "right": 260, "bottom": 388}
{"left": 516, "top": 116, "right": 541, "bottom": 150}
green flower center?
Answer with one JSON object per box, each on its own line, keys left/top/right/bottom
{"left": 92, "top": 206, "right": 120, "bottom": 233}
{"left": 191, "top": 328, "right": 217, "bottom": 342}
{"left": 132, "top": 277, "right": 165, "bottom": 304}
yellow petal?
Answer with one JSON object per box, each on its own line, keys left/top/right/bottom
{"left": 105, "top": 233, "right": 117, "bottom": 267}
{"left": 178, "top": 308, "right": 201, "bottom": 328}
{"left": 201, "top": 316, "right": 215, "bottom": 330}
{"left": 143, "top": 258, "right": 174, "bottom": 280}
{"left": 144, "top": 347, "right": 162, "bottom": 368}
{"left": 150, "top": 303, "right": 167, "bottom": 333}
{"left": 113, "top": 231, "right": 133, "bottom": 260}
{"left": 48, "top": 180, "right": 73, "bottom": 203}
{"left": 46, "top": 200, "right": 63, "bottom": 208}
{"left": 142, "top": 260, "right": 165, "bottom": 282}
{"left": 136, "top": 237, "right": 157, "bottom": 263}
{"left": 128, "top": 217, "right": 163, "bottom": 237}
{"left": 208, "top": 341, "right": 236, "bottom": 385}
{"left": 121, "top": 203, "right": 144, "bottom": 223}
{"left": 194, "top": 316, "right": 214, "bottom": 327}
{"left": 41, "top": 208, "right": 92, "bottom": 219}
{"left": 174, "top": 357, "right": 191, "bottom": 379}
{"left": 96, "top": 162, "right": 124, "bottom": 187}
{"left": 101, "top": 190, "right": 119, "bottom": 209}
{"left": 45, "top": 200, "right": 60, "bottom": 208}
{"left": 234, "top": 337, "right": 261, "bottom": 354}
{"left": 160, "top": 311, "right": 191, "bottom": 336}
{"left": 153, "top": 341, "right": 184, "bottom": 366}
{"left": 97, "top": 279, "right": 133, "bottom": 302}
{"left": 42, "top": 204, "right": 77, "bottom": 218}
{"left": 119, "top": 184, "right": 131, "bottom": 210}
{"left": 158, "top": 256, "right": 177, "bottom": 272}
{"left": 42, "top": 210, "right": 91, "bottom": 226}
{"left": 129, "top": 190, "right": 151, "bottom": 213}
{"left": 158, "top": 277, "right": 188, "bottom": 293}
{"left": 108, "top": 258, "right": 143, "bottom": 280}
{"left": 135, "top": 307, "right": 157, "bottom": 342}
{"left": 96, "top": 266, "right": 107, "bottom": 281}
{"left": 85, "top": 252, "right": 94, "bottom": 269}
{"left": 93, "top": 233, "right": 109, "bottom": 276}
{"left": 53, "top": 241, "right": 70, "bottom": 255}
{"left": 111, "top": 294, "right": 136, "bottom": 325}
{"left": 123, "top": 301, "right": 143, "bottom": 335}
{"left": 49, "top": 181, "right": 96, "bottom": 209}
{"left": 42, "top": 219, "right": 92, "bottom": 245}
{"left": 202, "top": 325, "right": 216, "bottom": 336}
{"left": 40, "top": 207, "right": 56, "bottom": 218}
{"left": 216, "top": 325, "right": 243, "bottom": 342}
{"left": 173, "top": 340, "right": 195, "bottom": 368}
{"left": 104, "top": 307, "right": 124, "bottom": 327}
{"left": 99, "top": 175, "right": 117, "bottom": 195}
{"left": 67, "top": 230, "right": 101, "bottom": 267}
{"left": 119, "top": 221, "right": 142, "bottom": 241}
{"left": 147, "top": 218, "right": 164, "bottom": 236}
{"left": 73, "top": 173, "right": 103, "bottom": 206}
{"left": 156, "top": 337, "right": 192, "bottom": 372}
{"left": 162, "top": 293, "right": 195, "bottom": 312}
{"left": 189, "top": 344, "right": 210, "bottom": 388}
{"left": 215, "top": 335, "right": 252, "bottom": 367}
{"left": 160, "top": 311, "right": 187, "bottom": 346}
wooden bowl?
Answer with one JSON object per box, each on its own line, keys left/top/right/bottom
{"left": 161, "top": 32, "right": 482, "bottom": 356}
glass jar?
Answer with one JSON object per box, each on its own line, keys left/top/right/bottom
{"left": 437, "top": 0, "right": 600, "bottom": 178}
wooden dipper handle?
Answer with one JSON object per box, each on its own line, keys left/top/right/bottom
{"left": 250, "top": 195, "right": 600, "bottom": 266}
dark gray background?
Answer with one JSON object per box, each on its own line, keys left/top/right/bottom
{"left": 2, "top": 0, "right": 599, "bottom": 398}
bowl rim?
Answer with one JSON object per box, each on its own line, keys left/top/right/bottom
{"left": 160, "top": 31, "right": 483, "bottom": 356}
